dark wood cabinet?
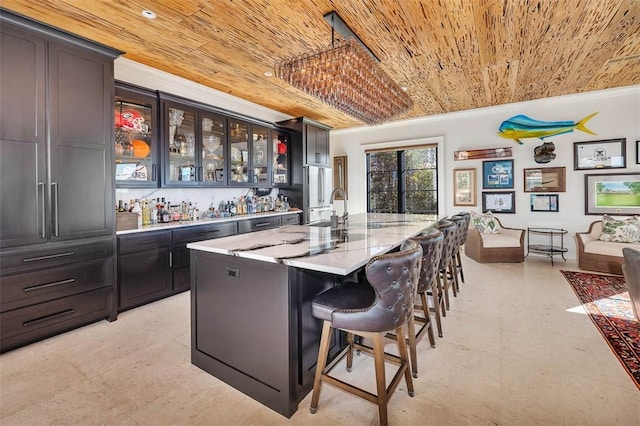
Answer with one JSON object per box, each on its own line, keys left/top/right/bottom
{"left": 0, "top": 10, "right": 120, "bottom": 353}
{"left": 237, "top": 216, "right": 281, "bottom": 234}
{"left": 117, "top": 221, "right": 239, "bottom": 310}
{"left": 0, "top": 17, "right": 115, "bottom": 247}
{"left": 171, "top": 221, "right": 238, "bottom": 293}
{"left": 48, "top": 41, "right": 116, "bottom": 242}
{"left": 304, "top": 124, "right": 330, "bottom": 166}
{"left": 229, "top": 119, "right": 274, "bottom": 187}
{"left": 0, "top": 23, "right": 46, "bottom": 248}
{"left": 0, "top": 235, "right": 115, "bottom": 352}
{"left": 115, "top": 82, "right": 159, "bottom": 188}
{"left": 281, "top": 213, "right": 302, "bottom": 226}
{"left": 277, "top": 117, "right": 331, "bottom": 169}
{"left": 118, "top": 230, "right": 172, "bottom": 310}
{"left": 159, "top": 93, "right": 229, "bottom": 188}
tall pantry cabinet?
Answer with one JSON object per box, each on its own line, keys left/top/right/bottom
{"left": 0, "top": 10, "right": 122, "bottom": 352}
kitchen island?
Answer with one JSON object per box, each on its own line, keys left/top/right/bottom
{"left": 187, "top": 213, "right": 438, "bottom": 417}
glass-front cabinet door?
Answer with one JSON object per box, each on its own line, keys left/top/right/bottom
{"left": 162, "top": 101, "right": 197, "bottom": 186}
{"left": 229, "top": 119, "right": 250, "bottom": 184}
{"left": 272, "top": 130, "right": 290, "bottom": 186}
{"left": 114, "top": 83, "right": 158, "bottom": 187}
{"left": 251, "top": 125, "right": 269, "bottom": 185}
{"left": 201, "top": 112, "right": 226, "bottom": 185}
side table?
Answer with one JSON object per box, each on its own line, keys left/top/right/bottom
{"left": 526, "top": 227, "right": 568, "bottom": 266}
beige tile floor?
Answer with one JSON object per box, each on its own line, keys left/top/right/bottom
{"left": 1, "top": 255, "right": 639, "bottom": 425}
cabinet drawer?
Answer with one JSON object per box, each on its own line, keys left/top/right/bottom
{"left": 281, "top": 214, "right": 301, "bottom": 226}
{"left": 0, "top": 238, "right": 114, "bottom": 275}
{"left": 0, "top": 287, "right": 112, "bottom": 353}
{"left": 173, "top": 221, "right": 237, "bottom": 245}
{"left": 118, "top": 230, "right": 171, "bottom": 255}
{"left": 1, "top": 257, "right": 114, "bottom": 312}
{"left": 237, "top": 216, "right": 281, "bottom": 234}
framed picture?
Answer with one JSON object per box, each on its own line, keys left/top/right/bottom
{"left": 482, "top": 159, "right": 514, "bottom": 189}
{"left": 636, "top": 140, "right": 639, "bottom": 164}
{"left": 523, "top": 167, "right": 566, "bottom": 192}
{"left": 482, "top": 191, "right": 515, "bottom": 213}
{"left": 584, "top": 172, "right": 640, "bottom": 215}
{"left": 530, "top": 194, "right": 559, "bottom": 212}
{"left": 453, "top": 168, "right": 477, "bottom": 206}
{"left": 573, "top": 138, "right": 626, "bottom": 170}
{"left": 332, "top": 156, "right": 348, "bottom": 200}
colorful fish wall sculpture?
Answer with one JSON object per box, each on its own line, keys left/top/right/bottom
{"left": 498, "top": 112, "right": 598, "bottom": 144}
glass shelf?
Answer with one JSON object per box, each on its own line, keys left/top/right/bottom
{"left": 526, "top": 228, "right": 568, "bottom": 266}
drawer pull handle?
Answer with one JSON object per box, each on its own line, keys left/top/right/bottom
{"left": 138, "top": 239, "right": 159, "bottom": 245}
{"left": 23, "top": 309, "right": 75, "bottom": 327}
{"left": 198, "top": 230, "right": 220, "bottom": 236}
{"left": 24, "top": 278, "right": 76, "bottom": 292}
{"left": 254, "top": 222, "right": 272, "bottom": 228}
{"left": 23, "top": 252, "right": 75, "bottom": 262}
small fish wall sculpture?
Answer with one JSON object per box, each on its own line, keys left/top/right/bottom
{"left": 498, "top": 112, "right": 598, "bottom": 145}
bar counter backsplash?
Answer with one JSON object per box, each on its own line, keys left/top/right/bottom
{"left": 115, "top": 187, "right": 285, "bottom": 230}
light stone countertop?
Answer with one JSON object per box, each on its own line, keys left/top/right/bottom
{"left": 116, "top": 210, "right": 301, "bottom": 235}
{"left": 187, "top": 213, "right": 438, "bottom": 275}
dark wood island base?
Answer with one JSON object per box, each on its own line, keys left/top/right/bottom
{"left": 190, "top": 251, "right": 343, "bottom": 417}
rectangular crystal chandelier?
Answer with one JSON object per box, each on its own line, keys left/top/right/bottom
{"left": 274, "top": 14, "right": 412, "bottom": 125}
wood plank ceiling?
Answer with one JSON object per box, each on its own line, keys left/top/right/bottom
{"left": 2, "top": 0, "right": 639, "bottom": 129}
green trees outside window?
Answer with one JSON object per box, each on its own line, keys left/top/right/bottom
{"left": 367, "top": 146, "right": 438, "bottom": 214}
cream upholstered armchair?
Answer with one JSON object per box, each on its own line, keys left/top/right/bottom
{"left": 464, "top": 213, "right": 525, "bottom": 263}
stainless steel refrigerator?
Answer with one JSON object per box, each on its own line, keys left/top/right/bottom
{"left": 305, "top": 165, "right": 333, "bottom": 223}
{"left": 280, "top": 164, "right": 332, "bottom": 224}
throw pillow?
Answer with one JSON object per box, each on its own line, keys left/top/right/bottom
{"left": 598, "top": 215, "right": 640, "bottom": 243}
{"left": 470, "top": 211, "right": 499, "bottom": 234}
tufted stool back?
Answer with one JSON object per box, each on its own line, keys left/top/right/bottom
{"left": 411, "top": 228, "right": 444, "bottom": 294}
{"left": 327, "top": 239, "right": 422, "bottom": 333}
{"left": 455, "top": 212, "right": 471, "bottom": 245}
{"left": 449, "top": 215, "right": 466, "bottom": 250}
{"left": 405, "top": 228, "right": 445, "bottom": 366}
{"left": 437, "top": 219, "right": 458, "bottom": 271}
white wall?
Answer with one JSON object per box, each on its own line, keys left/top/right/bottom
{"left": 330, "top": 85, "right": 640, "bottom": 259}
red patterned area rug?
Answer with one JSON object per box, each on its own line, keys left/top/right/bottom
{"left": 561, "top": 270, "right": 640, "bottom": 390}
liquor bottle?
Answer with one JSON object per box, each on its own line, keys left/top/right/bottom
{"left": 230, "top": 198, "right": 237, "bottom": 216}
{"left": 141, "top": 200, "right": 149, "bottom": 226}
{"left": 192, "top": 202, "right": 199, "bottom": 221}
{"left": 131, "top": 199, "right": 142, "bottom": 228}
{"left": 118, "top": 200, "right": 124, "bottom": 212}
{"left": 151, "top": 202, "right": 158, "bottom": 225}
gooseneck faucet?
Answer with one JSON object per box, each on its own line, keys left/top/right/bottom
{"left": 329, "top": 187, "right": 348, "bottom": 223}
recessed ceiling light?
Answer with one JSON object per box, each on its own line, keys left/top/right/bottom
{"left": 141, "top": 10, "right": 157, "bottom": 19}
{"left": 264, "top": 71, "right": 273, "bottom": 77}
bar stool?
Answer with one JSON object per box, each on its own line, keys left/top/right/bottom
{"left": 309, "top": 240, "right": 422, "bottom": 426}
{"left": 407, "top": 228, "right": 444, "bottom": 376}
{"left": 436, "top": 219, "right": 459, "bottom": 312}
{"left": 455, "top": 212, "right": 471, "bottom": 284}
{"left": 449, "top": 215, "right": 467, "bottom": 291}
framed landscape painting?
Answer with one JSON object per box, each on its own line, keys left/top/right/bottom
{"left": 584, "top": 173, "right": 640, "bottom": 215}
